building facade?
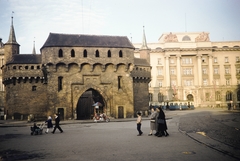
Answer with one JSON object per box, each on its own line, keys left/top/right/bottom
{"left": 134, "top": 32, "right": 240, "bottom": 109}
{"left": 1, "top": 18, "right": 151, "bottom": 120}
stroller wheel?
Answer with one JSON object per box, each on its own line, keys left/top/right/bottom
{"left": 31, "top": 132, "right": 33, "bottom": 135}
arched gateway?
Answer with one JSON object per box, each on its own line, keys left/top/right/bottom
{"left": 187, "top": 94, "right": 194, "bottom": 101}
{"left": 76, "top": 88, "right": 105, "bottom": 120}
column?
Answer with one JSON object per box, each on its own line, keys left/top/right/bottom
{"left": 208, "top": 55, "right": 213, "bottom": 85}
{"left": 165, "top": 56, "right": 170, "bottom": 87}
{"left": 197, "top": 54, "right": 202, "bottom": 86}
{"left": 176, "top": 55, "right": 181, "bottom": 87}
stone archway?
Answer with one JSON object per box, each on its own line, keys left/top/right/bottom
{"left": 76, "top": 88, "right": 105, "bottom": 120}
{"left": 187, "top": 94, "right": 194, "bottom": 101}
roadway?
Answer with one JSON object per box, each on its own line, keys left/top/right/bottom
{"left": 0, "top": 108, "right": 239, "bottom": 161}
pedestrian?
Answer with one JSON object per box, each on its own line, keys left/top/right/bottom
{"left": 52, "top": 113, "right": 63, "bottom": 134}
{"left": 45, "top": 116, "right": 53, "bottom": 134}
{"left": 136, "top": 112, "right": 143, "bottom": 136}
{"left": 154, "top": 107, "right": 160, "bottom": 136}
{"left": 157, "top": 106, "right": 169, "bottom": 137}
{"left": 148, "top": 107, "right": 157, "bottom": 136}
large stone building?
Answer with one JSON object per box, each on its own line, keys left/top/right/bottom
{"left": 1, "top": 17, "right": 151, "bottom": 120}
{"left": 134, "top": 32, "right": 240, "bottom": 109}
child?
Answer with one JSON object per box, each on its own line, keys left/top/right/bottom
{"left": 136, "top": 112, "right": 143, "bottom": 136}
{"left": 45, "top": 116, "right": 53, "bottom": 134}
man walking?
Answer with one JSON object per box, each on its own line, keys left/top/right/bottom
{"left": 52, "top": 113, "right": 63, "bottom": 134}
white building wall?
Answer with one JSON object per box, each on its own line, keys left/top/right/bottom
{"left": 134, "top": 32, "right": 240, "bottom": 108}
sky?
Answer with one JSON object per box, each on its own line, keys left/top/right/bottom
{"left": 0, "top": 0, "right": 240, "bottom": 54}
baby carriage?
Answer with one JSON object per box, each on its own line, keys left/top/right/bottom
{"left": 30, "top": 122, "right": 45, "bottom": 135}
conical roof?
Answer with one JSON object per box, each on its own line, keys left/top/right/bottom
{"left": 140, "top": 26, "right": 149, "bottom": 50}
{"left": 6, "top": 16, "right": 19, "bottom": 45}
{"left": 32, "top": 41, "right": 36, "bottom": 54}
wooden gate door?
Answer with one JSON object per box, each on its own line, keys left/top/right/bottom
{"left": 57, "top": 108, "right": 64, "bottom": 120}
{"left": 77, "top": 91, "right": 93, "bottom": 120}
{"left": 118, "top": 106, "right": 124, "bottom": 118}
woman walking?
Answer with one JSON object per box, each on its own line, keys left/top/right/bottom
{"left": 157, "top": 106, "right": 169, "bottom": 137}
{"left": 148, "top": 107, "right": 157, "bottom": 136}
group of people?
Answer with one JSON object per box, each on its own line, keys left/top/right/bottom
{"left": 34, "top": 113, "right": 63, "bottom": 134}
{"left": 136, "top": 106, "right": 169, "bottom": 137}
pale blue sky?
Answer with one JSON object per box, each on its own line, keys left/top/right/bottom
{"left": 0, "top": 0, "right": 240, "bottom": 53}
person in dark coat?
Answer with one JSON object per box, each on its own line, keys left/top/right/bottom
{"left": 52, "top": 113, "right": 63, "bottom": 134}
{"left": 45, "top": 116, "right": 53, "bottom": 134}
{"left": 157, "top": 106, "right": 169, "bottom": 137}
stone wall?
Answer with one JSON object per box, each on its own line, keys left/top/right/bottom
{"left": 3, "top": 44, "right": 151, "bottom": 120}
{"left": 5, "top": 79, "right": 48, "bottom": 120}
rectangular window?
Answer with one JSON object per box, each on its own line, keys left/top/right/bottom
{"left": 159, "top": 81, "right": 162, "bottom": 87}
{"left": 118, "top": 76, "right": 122, "bottom": 89}
{"left": 157, "top": 69, "right": 163, "bottom": 76}
{"left": 187, "top": 68, "right": 192, "bottom": 75}
{"left": 189, "top": 58, "right": 192, "bottom": 64}
{"left": 226, "top": 79, "right": 230, "bottom": 85}
{"left": 214, "top": 68, "right": 219, "bottom": 74}
{"left": 203, "top": 79, "right": 208, "bottom": 86}
{"left": 149, "top": 93, "right": 153, "bottom": 102}
{"left": 225, "top": 67, "right": 230, "bottom": 74}
{"left": 182, "top": 58, "right": 192, "bottom": 64}
{"left": 215, "top": 91, "right": 221, "bottom": 101}
{"left": 170, "top": 68, "right": 175, "bottom": 75}
{"left": 32, "top": 86, "right": 37, "bottom": 91}
{"left": 182, "top": 59, "right": 186, "bottom": 64}
{"left": 225, "top": 57, "right": 229, "bottom": 63}
{"left": 236, "top": 56, "right": 239, "bottom": 62}
{"left": 203, "top": 68, "right": 207, "bottom": 74}
{"left": 183, "top": 68, "right": 192, "bottom": 75}
{"left": 214, "top": 57, "right": 218, "bottom": 63}
{"left": 237, "top": 79, "right": 240, "bottom": 85}
{"left": 236, "top": 68, "right": 240, "bottom": 74}
{"left": 183, "top": 69, "right": 187, "bottom": 75}
{"left": 184, "top": 80, "right": 193, "bottom": 86}
{"left": 58, "top": 76, "right": 63, "bottom": 91}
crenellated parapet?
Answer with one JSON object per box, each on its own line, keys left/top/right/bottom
{"left": 2, "top": 63, "right": 44, "bottom": 85}
{"left": 44, "top": 62, "right": 133, "bottom": 73}
{"left": 131, "top": 63, "right": 151, "bottom": 85}
{"left": 3, "top": 76, "right": 45, "bottom": 85}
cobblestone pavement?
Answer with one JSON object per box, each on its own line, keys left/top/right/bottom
{"left": 178, "top": 109, "right": 240, "bottom": 159}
